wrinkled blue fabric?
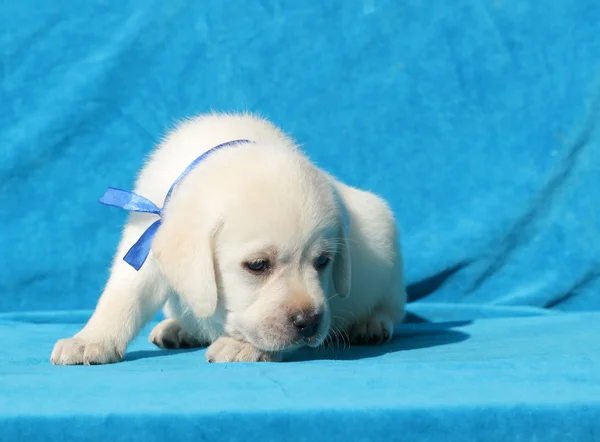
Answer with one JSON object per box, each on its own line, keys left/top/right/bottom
{"left": 1, "top": 308, "right": 599, "bottom": 442}
{"left": 1, "top": 0, "right": 599, "bottom": 440}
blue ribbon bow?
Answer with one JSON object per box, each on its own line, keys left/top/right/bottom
{"left": 100, "top": 139, "right": 252, "bottom": 270}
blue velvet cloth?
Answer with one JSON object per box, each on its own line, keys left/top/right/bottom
{"left": 1, "top": 0, "right": 599, "bottom": 440}
{"left": 2, "top": 308, "right": 600, "bottom": 441}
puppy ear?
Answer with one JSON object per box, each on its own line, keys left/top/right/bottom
{"left": 333, "top": 224, "right": 351, "bottom": 298}
{"left": 152, "top": 217, "right": 219, "bottom": 318}
{"left": 332, "top": 187, "right": 352, "bottom": 299}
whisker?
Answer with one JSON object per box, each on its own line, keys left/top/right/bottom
{"left": 332, "top": 315, "right": 350, "bottom": 326}
{"left": 334, "top": 324, "right": 349, "bottom": 352}
{"left": 342, "top": 328, "right": 351, "bottom": 351}
{"left": 334, "top": 308, "right": 359, "bottom": 319}
{"left": 336, "top": 327, "right": 343, "bottom": 351}
{"left": 328, "top": 325, "right": 340, "bottom": 352}
{"left": 333, "top": 318, "right": 352, "bottom": 351}
{"left": 326, "top": 293, "right": 340, "bottom": 302}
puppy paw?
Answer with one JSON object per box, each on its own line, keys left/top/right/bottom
{"left": 206, "top": 337, "right": 281, "bottom": 363}
{"left": 149, "top": 319, "right": 206, "bottom": 349}
{"left": 51, "top": 336, "right": 124, "bottom": 365}
{"left": 349, "top": 313, "right": 395, "bottom": 346}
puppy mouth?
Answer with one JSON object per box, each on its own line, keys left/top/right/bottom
{"left": 292, "top": 323, "right": 331, "bottom": 349}
{"left": 297, "top": 313, "right": 332, "bottom": 349}
{"left": 303, "top": 334, "right": 326, "bottom": 348}
{"left": 240, "top": 312, "right": 332, "bottom": 352}
{"left": 245, "top": 327, "right": 329, "bottom": 352}
{"left": 254, "top": 335, "right": 327, "bottom": 352}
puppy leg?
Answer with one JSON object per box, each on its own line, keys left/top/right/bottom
{"left": 149, "top": 319, "right": 206, "bottom": 349}
{"left": 349, "top": 309, "right": 396, "bottom": 345}
{"left": 51, "top": 225, "right": 169, "bottom": 365}
{"left": 206, "top": 337, "right": 281, "bottom": 363}
{"left": 350, "top": 244, "right": 407, "bottom": 346}
{"left": 349, "top": 281, "right": 406, "bottom": 346}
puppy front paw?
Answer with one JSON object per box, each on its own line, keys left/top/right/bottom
{"left": 51, "top": 336, "right": 124, "bottom": 365}
{"left": 206, "top": 337, "right": 281, "bottom": 363}
{"left": 349, "top": 313, "right": 395, "bottom": 346}
{"left": 149, "top": 319, "right": 206, "bottom": 349}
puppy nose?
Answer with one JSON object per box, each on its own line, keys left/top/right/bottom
{"left": 292, "top": 312, "right": 322, "bottom": 338}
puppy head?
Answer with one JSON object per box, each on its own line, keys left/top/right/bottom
{"left": 152, "top": 144, "right": 350, "bottom": 351}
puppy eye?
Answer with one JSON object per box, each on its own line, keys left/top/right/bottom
{"left": 314, "top": 254, "right": 331, "bottom": 270}
{"left": 245, "top": 259, "right": 270, "bottom": 273}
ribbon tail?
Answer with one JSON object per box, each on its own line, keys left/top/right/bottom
{"left": 100, "top": 187, "right": 161, "bottom": 214}
{"left": 123, "top": 219, "right": 162, "bottom": 271}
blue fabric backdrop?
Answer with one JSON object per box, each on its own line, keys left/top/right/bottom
{"left": 1, "top": 1, "right": 599, "bottom": 441}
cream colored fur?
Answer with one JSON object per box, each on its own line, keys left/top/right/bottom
{"left": 51, "top": 113, "right": 406, "bottom": 364}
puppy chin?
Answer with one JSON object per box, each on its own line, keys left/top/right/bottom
{"left": 303, "top": 335, "right": 326, "bottom": 348}
{"left": 234, "top": 314, "right": 332, "bottom": 352}
{"left": 304, "top": 315, "right": 331, "bottom": 348}
{"left": 246, "top": 330, "right": 328, "bottom": 352}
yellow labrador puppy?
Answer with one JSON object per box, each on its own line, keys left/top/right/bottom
{"left": 51, "top": 113, "right": 407, "bottom": 364}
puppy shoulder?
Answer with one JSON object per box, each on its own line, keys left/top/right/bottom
{"left": 332, "top": 179, "right": 396, "bottom": 232}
